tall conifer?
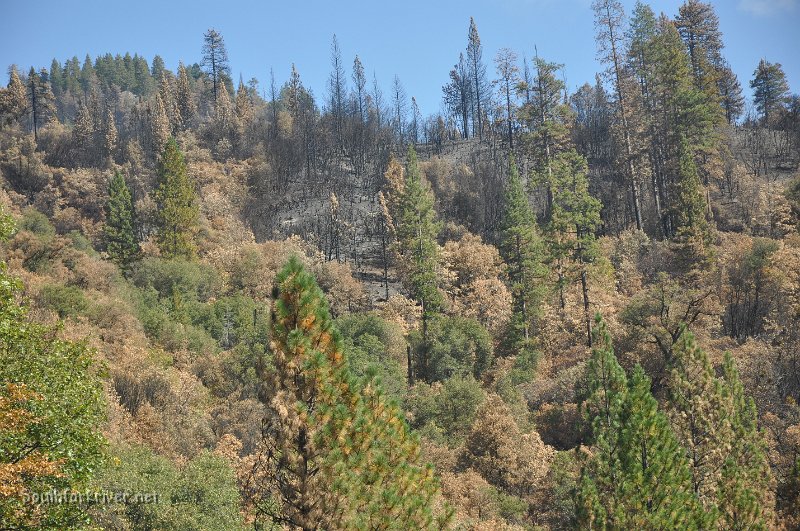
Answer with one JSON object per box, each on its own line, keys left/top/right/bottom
{"left": 547, "top": 150, "right": 602, "bottom": 345}
{"left": 668, "top": 329, "right": 729, "bottom": 508}
{"left": 103, "top": 172, "right": 139, "bottom": 270}
{"left": 1, "top": 66, "right": 27, "bottom": 125}
{"left": 499, "top": 155, "right": 546, "bottom": 354}
{"left": 578, "top": 316, "right": 703, "bottom": 528}
{"left": 393, "top": 146, "right": 442, "bottom": 380}
{"left": 175, "top": 62, "right": 196, "bottom": 130}
{"left": 255, "top": 258, "right": 448, "bottom": 529}
{"left": 672, "top": 136, "right": 713, "bottom": 264}
{"left": 717, "top": 353, "right": 774, "bottom": 529}
{"left": 153, "top": 138, "right": 198, "bottom": 259}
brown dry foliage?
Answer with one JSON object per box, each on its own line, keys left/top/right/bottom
{"left": 459, "top": 394, "right": 555, "bottom": 496}
{"left": 441, "top": 232, "right": 512, "bottom": 337}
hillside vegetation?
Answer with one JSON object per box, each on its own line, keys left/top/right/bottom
{"left": 1, "top": 1, "right": 800, "bottom": 529}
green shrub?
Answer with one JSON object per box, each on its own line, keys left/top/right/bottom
{"left": 188, "top": 295, "right": 269, "bottom": 350}
{"left": 510, "top": 347, "right": 539, "bottom": 385}
{"left": 19, "top": 207, "right": 56, "bottom": 237}
{"left": 66, "top": 230, "right": 97, "bottom": 255}
{"left": 131, "top": 257, "right": 221, "bottom": 306}
{"left": 131, "top": 285, "right": 217, "bottom": 358}
{"left": 337, "top": 313, "right": 407, "bottom": 401}
{"left": 496, "top": 491, "right": 529, "bottom": 524}
{"left": 411, "top": 315, "right": 493, "bottom": 382}
{"left": 404, "top": 375, "right": 486, "bottom": 446}
{"left": 93, "top": 445, "right": 244, "bottom": 531}
{"left": 37, "top": 283, "right": 89, "bottom": 318}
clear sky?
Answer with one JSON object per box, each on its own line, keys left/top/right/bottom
{"left": 2, "top": 0, "right": 798, "bottom": 116}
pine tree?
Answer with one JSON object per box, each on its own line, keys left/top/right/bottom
{"left": 153, "top": 138, "right": 198, "bottom": 259}
{"left": 666, "top": 331, "right": 775, "bottom": 527}
{"left": 577, "top": 316, "right": 703, "bottom": 528}
{"left": 751, "top": 59, "right": 790, "bottom": 126}
{"left": 675, "top": 0, "right": 724, "bottom": 96}
{"left": 26, "top": 67, "right": 56, "bottom": 141}
{"left": 131, "top": 54, "right": 154, "bottom": 96}
{"left": 717, "top": 353, "right": 775, "bottom": 529}
{"left": 64, "top": 56, "right": 81, "bottom": 94}
{"left": 668, "top": 328, "right": 729, "bottom": 510}
{"left": 672, "top": 136, "right": 713, "bottom": 264}
{"left": 327, "top": 34, "right": 347, "bottom": 147}
{"left": 616, "top": 366, "right": 704, "bottom": 528}
{"left": 79, "top": 53, "right": 96, "bottom": 95}
{"left": 493, "top": 48, "right": 519, "bottom": 148}
{"left": 717, "top": 60, "right": 745, "bottom": 124}
{"left": 286, "top": 63, "right": 304, "bottom": 122}
{"left": 442, "top": 53, "right": 472, "bottom": 139}
{"left": 648, "top": 14, "right": 719, "bottom": 238}
{"left": 627, "top": 2, "right": 668, "bottom": 234}
{"left": 49, "top": 58, "right": 64, "bottom": 97}
{"left": 529, "top": 55, "right": 572, "bottom": 217}
{"left": 348, "top": 375, "right": 450, "bottom": 529}
{"left": 627, "top": 1, "right": 658, "bottom": 92}
{"left": 212, "top": 82, "right": 234, "bottom": 153}
{"left": 150, "top": 94, "right": 170, "bottom": 156}
{"left": 255, "top": 258, "right": 448, "bottom": 530}
{"left": 151, "top": 54, "right": 167, "bottom": 82}
{"left": 234, "top": 77, "right": 253, "bottom": 155}
{"left": 576, "top": 315, "right": 630, "bottom": 526}
{"left": 103, "top": 172, "right": 139, "bottom": 270}
{"left": 103, "top": 107, "right": 118, "bottom": 164}
{"left": 393, "top": 146, "right": 442, "bottom": 380}
{"left": 592, "top": 0, "right": 644, "bottom": 231}
{"left": 158, "top": 72, "right": 177, "bottom": 132}
{"left": 391, "top": 75, "right": 408, "bottom": 142}
{"left": 234, "top": 77, "right": 253, "bottom": 124}
{"left": 352, "top": 55, "right": 367, "bottom": 124}
{"left": 202, "top": 28, "right": 230, "bottom": 103}
{"left": 72, "top": 102, "right": 96, "bottom": 164}
{"left": 1, "top": 66, "right": 28, "bottom": 126}
{"left": 175, "top": 62, "right": 196, "bottom": 130}
{"left": 499, "top": 155, "right": 547, "bottom": 355}
{"left": 547, "top": 150, "right": 602, "bottom": 345}
{"left": 466, "top": 17, "right": 488, "bottom": 141}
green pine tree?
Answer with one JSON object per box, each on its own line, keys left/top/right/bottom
{"left": 641, "top": 14, "right": 720, "bottom": 238}
{"left": 616, "top": 366, "right": 704, "bottom": 528}
{"left": 499, "top": 155, "right": 547, "bottom": 356}
{"left": 518, "top": 54, "right": 572, "bottom": 220}
{"left": 668, "top": 331, "right": 775, "bottom": 527}
{"left": 547, "top": 150, "right": 602, "bottom": 345}
{"left": 668, "top": 328, "right": 729, "bottom": 512}
{"left": 717, "top": 352, "right": 774, "bottom": 529}
{"left": 255, "top": 257, "right": 448, "bottom": 530}
{"left": 576, "top": 315, "right": 629, "bottom": 527}
{"left": 153, "top": 138, "right": 199, "bottom": 259}
{"left": 750, "top": 59, "right": 790, "bottom": 125}
{"left": 394, "top": 145, "right": 442, "bottom": 381}
{"left": 672, "top": 136, "right": 713, "bottom": 265}
{"left": 577, "top": 315, "right": 704, "bottom": 528}
{"left": 103, "top": 171, "right": 139, "bottom": 270}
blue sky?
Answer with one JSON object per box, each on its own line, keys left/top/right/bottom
{"left": 2, "top": 0, "right": 798, "bottom": 116}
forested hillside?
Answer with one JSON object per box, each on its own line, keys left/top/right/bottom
{"left": 1, "top": 0, "right": 800, "bottom": 528}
